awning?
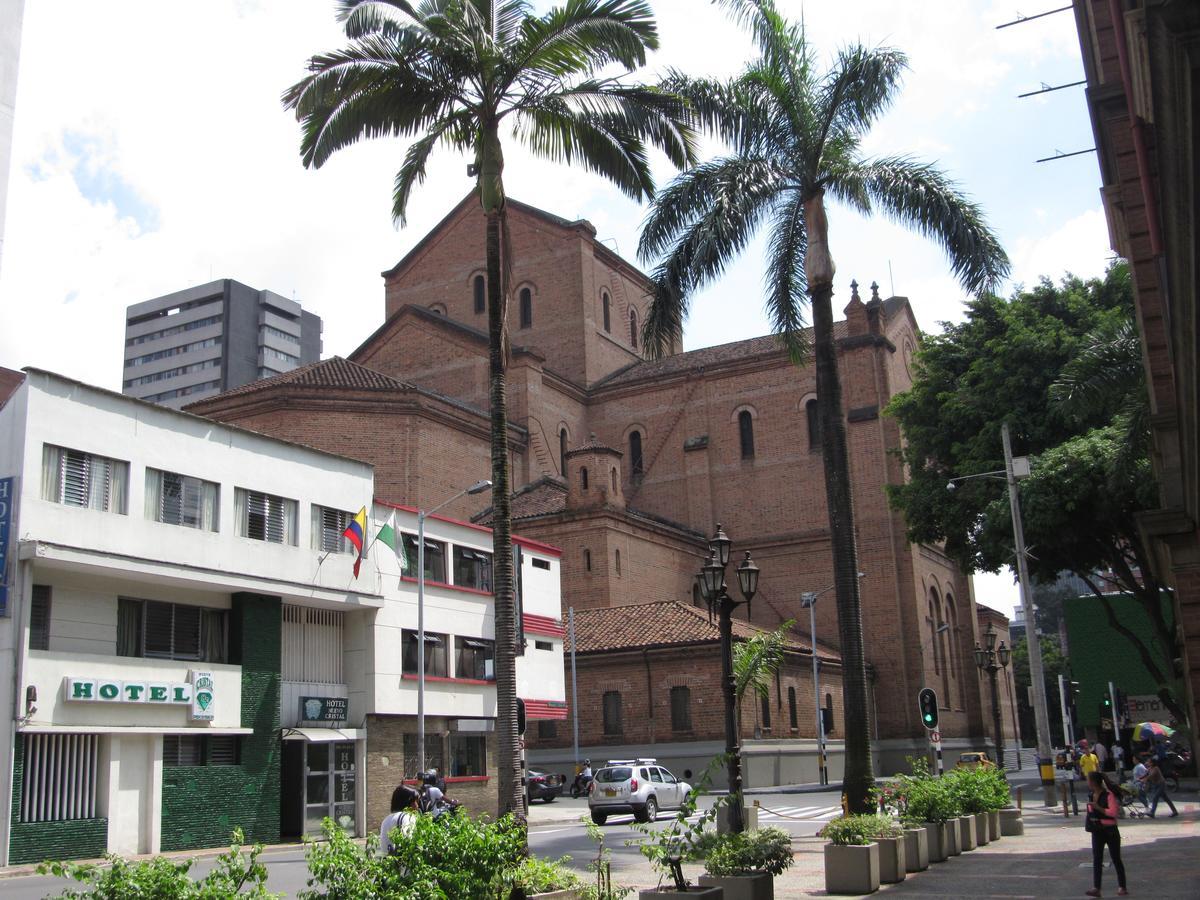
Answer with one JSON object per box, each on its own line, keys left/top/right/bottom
{"left": 522, "top": 699, "right": 568, "bottom": 720}
{"left": 18, "top": 725, "right": 254, "bottom": 736}
{"left": 281, "top": 728, "right": 363, "bottom": 742}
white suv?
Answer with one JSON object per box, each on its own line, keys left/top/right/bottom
{"left": 588, "top": 758, "right": 692, "bottom": 825}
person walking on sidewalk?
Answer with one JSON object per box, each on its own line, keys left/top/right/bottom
{"left": 1080, "top": 746, "right": 1100, "bottom": 779}
{"left": 1112, "top": 743, "right": 1125, "bottom": 779}
{"left": 1145, "top": 757, "right": 1178, "bottom": 818}
{"left": 1085, "top": 771, "right": 1128, "bottom": 897}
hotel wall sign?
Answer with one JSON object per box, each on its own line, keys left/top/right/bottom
{"left": 65, "top": 670, "right": 216, "bottom": 721}
{"left": 301, "top": 696, "right": 348, "bottom": 722}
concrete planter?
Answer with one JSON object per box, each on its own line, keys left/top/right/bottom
{"left": 638, "top": 888, "right": 723, "bottom": 899}
{"left": 823, "top": 843, "right": 880, "bottom": 895}
{"left": 987, "top": 810, "right": 1001, "bottom": 840}
{"left": 923, "top": 821, "right": 949, "bottom": 863}
{"left": 974, "top": 812, "right": 990, "bottom": 844}
{"left": 998, "top": 807, "right": 1025, "bottom": 836}
{"left": 698, "top": 872, "right": 773, "bottom": 900}
{"left": 957, "top": 815, "right": 977, "bottom": 851}
{"left": 903, "top": 827, "right": 929, "bottom": 871}
{"left": 944, "top": 818, "right": 961, "bottom": 856}
{"left": 875, "top": 835, "right": 906, "bottom": 884}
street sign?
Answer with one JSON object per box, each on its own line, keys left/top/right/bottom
{"left": 930, "top": 730, "right": 941, "bottom": 744}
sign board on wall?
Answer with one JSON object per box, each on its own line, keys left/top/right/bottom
{"left": 65, "top": 670, "right": 216, "bottom": 721}
{"left": 1123, "top": 694, "right": 1168, "bottom": 722}
{"left": 300, "top": 696, "right": 348, "bottom": 722}
{"left": 0, "top": 476, "right": 15, "bottom": 617}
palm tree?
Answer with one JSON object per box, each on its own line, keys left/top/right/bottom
{"left": 638, "top": 0, "right": 1009, "bottom": 812}
{"left": 284, "top": 0, "right": 695, "bottom": 819}
{"left": 734, "top": 619, "right": 793, "bottom": 734}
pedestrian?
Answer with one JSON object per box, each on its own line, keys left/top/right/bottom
{"left": 1131, "top": 755, "right": 1150, "bottom": 806}
{"left": 1080, "top": 745, "right": 1100, "bottom": 779}
{"left": 1145, "top": 757, "right": 1178, "bottom": 818}
{"left": 1085, "top": 770, "right": 1128, "bottom": 897}
{"left": 379, "top": 784, "right": 420, "bottom": 856}
{"left": 1095, "top": 741, "right": 1108, "bottom": 772}
{"left": 1112, "top": 743, "right": 1124, "bottom": 779}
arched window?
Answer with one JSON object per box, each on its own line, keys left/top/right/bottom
{"left": 559, "top": 428, "right": 568, "bottom": 476}
{"left": 584, "top": 548, "right": 592, "bottom": 571}
{"left": 615, "top": 549, "right": 622, "bottom": 575}
{"left": 473, "top": 274, "right": 485, "bottom": 314}
{"left": 629, "top": 430, "right": 644, "bottom": 478}
{"left": 928, "top": 594, "right": 942, "bottom": 676}
{"left": 602, "top": 292, "right": 611, "bottom": 332}
{"left": 602, "top": 691, "right": 623, "bottom": 735}
{"left": 824, "top": 693, "right": 835, "bottom": 734}
{"left": 519, "top": 287, "right": 532, "bottom": 329}
{"left": 738, "top": 410, "right": 755, "bottom": 458}
{"left": 629, "top": 308, "right": 639, "bottom": 348}
{"left": 788, "top": 686, "right": 798, "bottom": 730}
{"left": 581, "top": 467, "right": 589, "bottom": 491}
{"left": 670, "top": 686, "right": 691, "bottom": 731}
{"left": 760, "top": 693, "right": 771, "bottom": 729}
{"left": 692, "top": 582, "right": 702, "bottom": 607}
{"left": 806, "top": 399, "right": 821, "bottom": 450}
{"left": 611, "top": 467, "right": 618, "bottom": 492}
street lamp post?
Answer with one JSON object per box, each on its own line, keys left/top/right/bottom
{"left": 973, "top": 622, "right": 1012, "bottom": 769}
{"left": 947, "top": 422, "right": 1055, "bottom": 801}
{"left": 417, "top": 479, "right": 493, "bottom": 775}
{"left": 801, "top": 572, "right": 864, "bottom": 787}
{"left": 697, "top": 525, "right": 759, "bottom": 835}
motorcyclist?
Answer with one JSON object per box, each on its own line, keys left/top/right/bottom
{"left": 571, "top": 759, "right": 593, "bottom": 797}
{"left": 419, "top": 770, "right": 447, "bottom": 816}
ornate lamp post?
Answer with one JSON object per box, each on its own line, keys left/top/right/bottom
{"left": 974, "top": 622, "right": 1012, "bottom": 769}
{"left": 697, "top": 524, "right": 759, "bottom": 834}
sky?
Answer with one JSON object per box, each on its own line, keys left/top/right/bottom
{"left": 0, "top": 1, "right": 1113, "bottom": 616}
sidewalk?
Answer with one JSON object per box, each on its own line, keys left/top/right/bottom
{"left": 633, "top": 798, "right": 1200, "bottom": 898}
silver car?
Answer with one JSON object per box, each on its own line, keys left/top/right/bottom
{"left": 587, "top": 758, "right": 692, "bottom": 824}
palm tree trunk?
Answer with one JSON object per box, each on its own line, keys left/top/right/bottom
{"left": 805, "top": 192, "right": 875, "bottom": 813}
{"left": 480, "top": 123, "right": 524, "bottom": 823}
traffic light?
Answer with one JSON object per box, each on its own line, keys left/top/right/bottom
{"left": 918, "top": 688, "right": 939, "bottom": 729}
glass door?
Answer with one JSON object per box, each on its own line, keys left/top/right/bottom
{"left": 305, "top": 742, "right": 357, "bottom": 835}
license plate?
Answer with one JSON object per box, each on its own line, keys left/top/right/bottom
{"left": 604, "top": 789, "right": 616, "bottom": 797}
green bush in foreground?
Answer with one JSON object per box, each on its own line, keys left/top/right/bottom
{"left": 702, "top": 827, "right": 794, "bottom": 877}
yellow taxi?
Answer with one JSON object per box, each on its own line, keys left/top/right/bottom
{"left": 955, "top": 751, "right": 994, "bottom": 770}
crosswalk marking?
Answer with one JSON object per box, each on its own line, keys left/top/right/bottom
{"left": 755, "top": 804, "right": 841, "bottom": 821}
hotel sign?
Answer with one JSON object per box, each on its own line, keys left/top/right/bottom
{"left": 65, "top": 670, "right": 215, "bottom": 721}
{"left": 300, "top": 696, "right": 348, "bottom": 722}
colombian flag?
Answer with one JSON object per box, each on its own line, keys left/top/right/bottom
{"left": 343, "top": 507, "right": 368, "bottom": 577}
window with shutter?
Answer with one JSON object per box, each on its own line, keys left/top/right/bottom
{"left": 61, "top": 450, "right": 91, "bottom": 507}
{"left": 172, "top": 603, "right": 202, "bottom": 660}
{"left": 44, "top": 446, "right": 127, "bottom": 513}
{"left": 122, "top": 598, "right": 225, "bottom": 662}
{"left": 313, "top": 506, "right": 351, "bottom": 553}
{"left": 208, "top": 736, "right": 239, "bottom": 766}
{"left": 240, "top": 489, "right": 296, "bottom": 545}
{"left": 30, "top": 585, "right": 51, "bottom": 651}
{"left": 163, "top": 735, "right": 203, "bottom": 767}
{"left": 143, "top": 601, "right": 175, "bottom": 658}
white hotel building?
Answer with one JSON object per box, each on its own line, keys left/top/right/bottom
{"left": 0, "top": 369, "right": 564, "bottom": 865}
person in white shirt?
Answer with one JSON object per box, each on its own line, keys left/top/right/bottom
{"left": 1112, "top": 743, "right": 1125, "bottom": 778}
{"left": 379, "top": 785, "right": 420, "bottom": 856}
{"left": 1131, "top": 757, "right": 1149, "bottom": 806}
{"left": 1094, "top": 741, "right": 1108, "bottom": 770}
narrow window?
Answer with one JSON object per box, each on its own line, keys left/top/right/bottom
{"left": 692, "top": 583, "right": 702, "bottom": 607}
{"left": 30, "top": 585, "right": 51, "bottom": 651}
{"left": 629, "top": 430, "right": 643, "bottom": 478}
{"left": 806, "top": 399, "right": 821, "bottom": 451}
{"left": 454, "top": 637, "right": 495, "bottom": 679}
{"left": 738, "top": 410, "right": 755, "bottom": 458}
{"left": 629, "top": 309, "right": 639, "bottom": 348}
{"left": 473, "top": 274, "right": 485, "bottom": 313}
{"left": 532, "top": 557, "right": 551, "bottom": 570}
{"left": 519, "top": 287, "right": 532, "bottom": 329}
{"left": 670, "top": 686, "right": 691, "bottom": 731}
{"left": 611, "top": 467, "right": 618, "bottom": 492}
{"left": 602, "top": 292, "right": 611, "bottom": 332}
{"left": 615, "top": 549, "right": 622, "bottom": 576}
{"left": 824, "top": 693, "right": 835, "bottom": 734}
{"left": 602, "top": 691, "right": 623, "bottom": 734}
{"left": 788, "top": 686, "right": 798, "bottom": 730}
{"left": 581, "top": 467, "right": 589, "bottom": 491}
{"left": 559, "top": 428, "right": 568, "bottom": 476}
{"left": 760, "top": 694, "right": 771, "bottom": 729}
{"left": 584, "top": 549, "right": 592, "bottom": 572}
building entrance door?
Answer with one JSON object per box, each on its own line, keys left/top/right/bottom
{"left": 305, "top": 741, "right": 357, "bottom": 835}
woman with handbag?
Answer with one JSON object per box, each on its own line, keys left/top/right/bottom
{"left": 1085, "top": 770, "right": 1128, "bottom": 897}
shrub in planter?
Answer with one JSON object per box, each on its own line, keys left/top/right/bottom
{"left": 500, "top": 855, "right": 585, "bottom": 898}
{"left": 862, "top": 816, "right": 905, "bottom": 884}
{"left": 696, "top": 827, "right": 793, "bottom": 900}
{"left": 820, "top": 816, "right": 881, "bottom": 895}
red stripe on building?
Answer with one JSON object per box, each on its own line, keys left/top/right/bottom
{"left": 523, "top": 699, "right": 568, "bottom": 720}
{"left": 523, "top": 613, "right": 565, "bottom": 637}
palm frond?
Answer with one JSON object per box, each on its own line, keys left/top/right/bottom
{"left": 392, "top": 114, "right": 476, "bottom": 224}
{"left": 508, "top": 0, "right": 658, "bottom": 83}
{"left": 763, "top": 190, "right": 810, "bottom": 363}
{"left": 733, "top": 618, "right": 794, "bottom": 702}
{"left": 841, "top": 155, "right": 1010, "bottom": 293}
{"left": 1050, "top": 318, "right": 1145, "bottom": 422}
{"left": 338, "top": 0, "right": 426, "bottom": 39}
{"left": 817, "top": 45, "right": 907, "bottom": 144}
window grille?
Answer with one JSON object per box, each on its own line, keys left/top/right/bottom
{"left": 30, "top": 585, "right": 51, "bottom": 651}
{"left": 21, "top": 733, "right": 99, "bottom": 822}
{"left": 208, "top": 736, "right": 240, "bottom": 766}
{"left": 237, "top": 489, "right": 297, "bottom": 545}
{"left": 283, "top": 605, "right": 345, "bottom": 683}
{"left": 403, "top": 733, "right": 444, "bottom": 774}
{"left": 42, "top": 445, "right": 128, "bottom": 514}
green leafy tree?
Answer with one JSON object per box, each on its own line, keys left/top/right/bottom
{"left": 886, "top": 262, "right": 1186, "bottom": 722}
{"left": 284, "top": 0, "right": 695, "bottom": 818}
{"left": 1010, "top": 635, "right": 1066, "bottom": 748}
{"left": 636, "top": 0, "right": 1008, "bottom": 812}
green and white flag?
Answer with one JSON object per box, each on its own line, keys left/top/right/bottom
{"left": 376, "top": 512, "right": 407, "bottom": 569}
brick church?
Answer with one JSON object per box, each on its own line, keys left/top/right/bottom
{"left": 190, "top": 193, "right": 995, "bottom": 779}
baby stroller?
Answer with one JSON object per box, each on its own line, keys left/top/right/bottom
{"left": 1116, "top": 781, "right": 1150, "bottom": 819}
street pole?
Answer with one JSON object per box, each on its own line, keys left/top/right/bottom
{"left": 802, "top": 593, "right": 827, "bottom": 786}
{"left": 1002, "top": 422, "right": 1055, "bottom": 803}
{"left": 417, "top": 508, "right": 427, "bottom": 775}
{"left": 718, "top": 589, "right": 745, "bottom": 833}
{"left": 1058, "top": 675, "right": 1073, "bottom": 753}
{"left": 988, "top": 665, "right": 1005, "bottom": 769}
{"left": 1006, "top": 665, "right": 1023, "bottom": 769}
{"left": 569, "top": 606, "right": 579, "bottom": 770}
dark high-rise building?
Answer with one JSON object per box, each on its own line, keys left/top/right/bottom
{"left": 122, "top": 279, "right": 322, "bottom": 408}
